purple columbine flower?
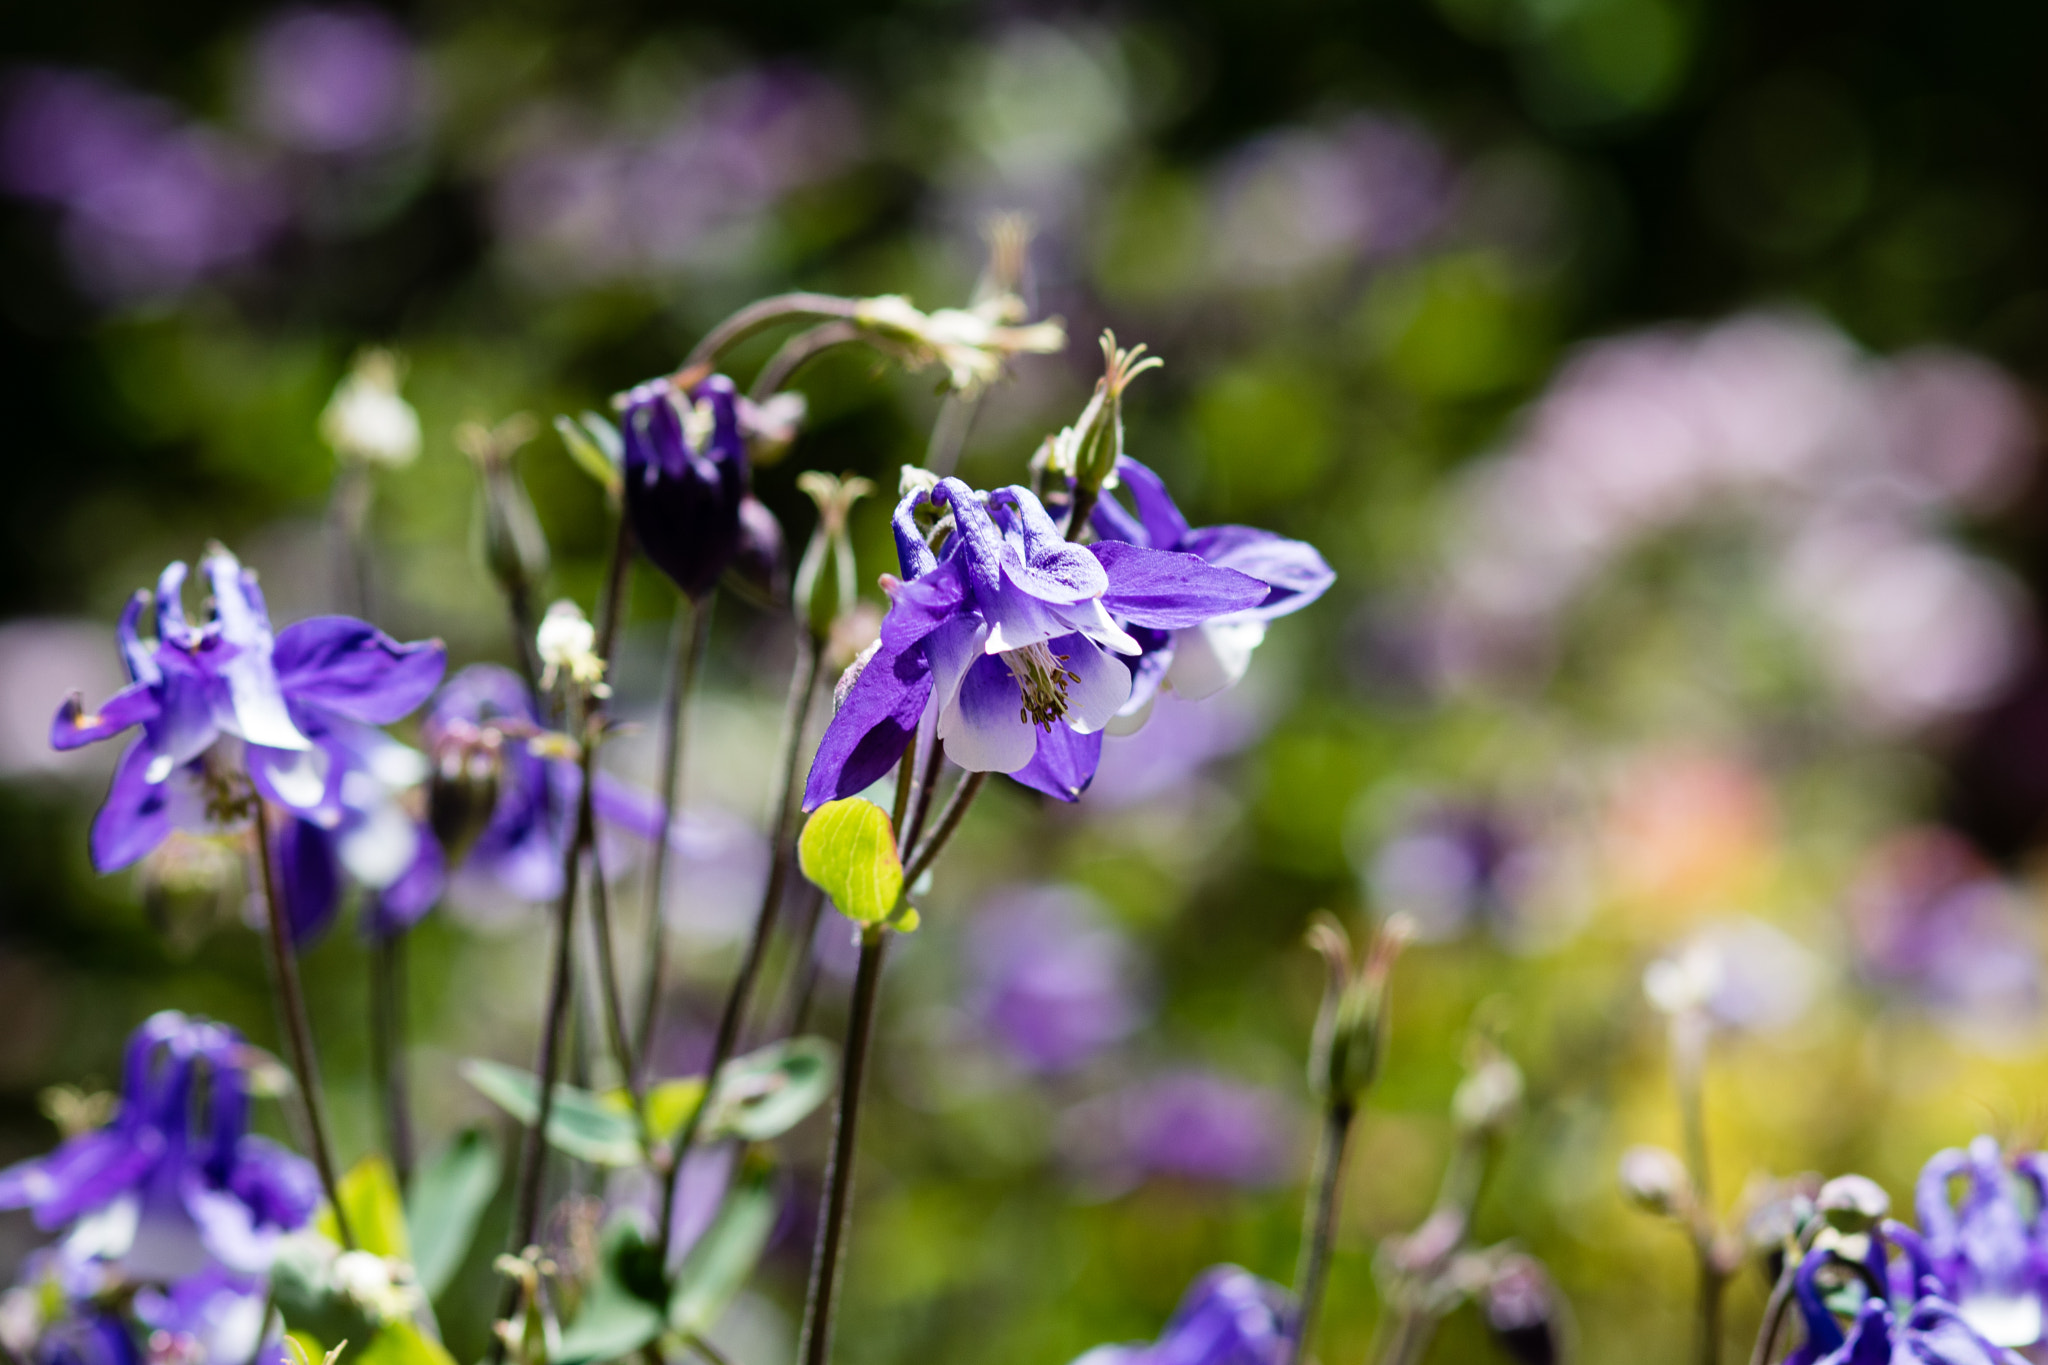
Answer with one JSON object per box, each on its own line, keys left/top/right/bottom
{"left": 804, "top": 478, "right": 1267, "bottom": 806}
{"left": 11, "top": 1307, "right": 137, "bottom": 1365}
{"left": 1915, "top": 1137, "right": 2048, "bottom": 1349}
{"left": 1069, "top": 1265, "right": 1295, "bottom": 1365}
{"left": 48, "top": 544, "right": 444, "bottom": 877}
{"left": 1784, "top": 1232, "right": 2024, "bottom": 1365}
{"left": 964, "top": 884, "right": 1145, "bottom": 1074}
{"left": 1090, "top": 456, "right": 1334, "bottom": 720}
{"left": 0, "top": 1012, "right": 320, "bottom": 1281}
{"left": 620, "top": 374, "right": 749, "bottom": 602}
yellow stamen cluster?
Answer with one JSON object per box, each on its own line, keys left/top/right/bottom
{"left": 1004, "top": 641, "right": 1080, "bottom": 731}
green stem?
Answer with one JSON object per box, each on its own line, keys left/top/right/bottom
{"left": 795, "top": 927, "right": 888, "bottom": 1365}
{"left": 749, "top": 321, "right": 869, "bottom": 401}
{"left": 633, "top": 594, "right": 715, "bottom": 1083}
{"left": 924, "top": 393, "right": 982, "bottom": 477}
{"left": 683, "top": 294, "right": 864, "bottom": 374}
{"left": 1675, "top": 1017, "right": 1724, "bottom": 1365}
{"left": 1290, "top": 1101, "right": 1356, "bottom": 1365}
{"left": 905, "top": 770, "right": 986, "bottom": 885}
{"left": 252, "top": 802, "right": 354, "bottom": 1249}
{"left": 368, "top": 930, "right": 414, "bottom": 1192}
{"left": 587, "top": 835, "right": 649, "bottom": 1137}
{"left": 655, "top": 632, "right": 825, "bottom": 1263}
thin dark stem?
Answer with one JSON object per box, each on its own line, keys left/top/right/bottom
{"left": 778, "top": 883, "right": 829, "bottom": 1036}
{"left": 1291, "top": 1101, "right": 1356, "bottom": 1365}
{"left": 633, "top": 594, "right": 715, "bottom": 1083}
{"left": 331, "top": 462, "right": 374, "bottom": 619}
{"left": 750, "top": 321, "right": 868, "bottom": 401}
{"left": 924, "top": 393, "right": 982, "bottom": 477}
{"left": 906, "top": 770, "right": 987, "bottom": 885}
{"left": 655, "top": 634, "right": 825, "bottom": 1263}
{"left": 587, "top": 837, "right": 648, "bottom": 1134}
{"left": 595, "top": 521, "right": 637, "bottom": 665}
{"left": 252, "top": 803, "right": 353, "bottom": 1249}
{"left": 506, "top": 581, "right": 542, "bottom": 696}
{"left": 899, "top": 736, "right": 947, "bottom": 859}
{"left": 1064, "top": 485, "right": 1101, "bottom": 543}
{"left": 369, "top": 931, "right": 414, "bottom": 1192}
{"left": 684, "top": 1335, "right": 738, "bottom": 1365}
{"left": 1675, "top": 1017, "right": 1724, "bottom": 1365}
{"left": 682, "top": 294, "right": 863, "bottom": 374}
{"left": 795, "top": 928, "right": 888, "bottom": 1365}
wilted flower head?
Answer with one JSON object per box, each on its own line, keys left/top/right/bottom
{"left": 320, "top": 348, "right": 420, "bottom": 467}
{"left": 852, "top": 293, "right": 1065, "bottom": 396}
{"left": 0, "top": 1012, "right": 319, "bottom": 1280}
{"left": 1068, "top": 1265, "right": 1295, "bottom": 1365}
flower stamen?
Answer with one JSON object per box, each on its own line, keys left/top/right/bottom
{"left": 1003, "top": 642, "right": 1080, "bottom": 731}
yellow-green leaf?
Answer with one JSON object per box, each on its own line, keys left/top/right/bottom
{"left": 319, "top": 1156, "right": 409, "bottom": 1260}
{"left": 356, "top": 1321, "right": 454, "bottom": 1365}
{"left": 797, "top": 798, "right": 903, "bottom": 924}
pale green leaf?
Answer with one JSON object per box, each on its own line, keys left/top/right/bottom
{"left": 704, "top": 1037, "right": 837, "bottom": 1143}
{"left": 406, "top": 1128, "right": 501, "bottom": 1300}
{"left": 669, "top": 1153, "right": 779, "bottom": 1336}
{"left": 797, "top": 798, "right": 903, "bottom": 924}
{"left": 460, "top": 1059, "right": 642, "bottom": 1166}
{"left": 555, "top": 1217, "right": 668, "bottom": 1365}
{"left": 318, "top": 1156, "right": 409, "bottom": 1261}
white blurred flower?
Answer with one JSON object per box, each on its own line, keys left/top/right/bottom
{"left": 537, "top": 600, "right": 606, "bottom": 693}
{"left": 1646, "top": 918, "right": 1821, "bottom": 1035}
{"left": 320, "top": 349, "right": 420, "bottom": 468}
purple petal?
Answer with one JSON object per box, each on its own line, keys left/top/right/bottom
{"left": 1093, "top": 542, "right": 1271, "bottom": 629}
{"left": 1008, "top": 725, "right": 1102, "bottom": 802}
{"left": 1110, "top": 457, "right": 1192, "bottom": 550}
{"left": 879, "top": 557, "right": 970, "bottom": 654}
{"left": 589, "top": 770, "right": 667, "bottom": 843}
{"left": 156, "top": 561, "right": 191, "bottom": 639}
{"left": 0, "top": 1130, "right": 162, "bottom": 1228}
{"left": 940, "top": 653, "right": 1038, "bottom": 774}
{"left": 1181, "top": 527, "right": 1336, "bottom": 620}
{"left": 933, "top": 479, "right": 1006, "bottom": 600}
{"left": 149, "top": 649, "right": 227, "bottom": 776}
{"left": 892, "top": 486, "right": 940, "bottom": 579}
{"left": 427, "top": 663, "right": 538, "bottom": 733}
{"left": 117, "top": 589, "right": 160, "bottom": 685}
{"left": 802, "top": 640, "right": 932, "bottom": 810}
{"left": 246, "top": 743, "right": 334, "bottom": 818}
{"left": 273, "top": 617, "right": 446, "bottom": 724}
{"left": 1056, "top": 635, "right": 1133, "bottom": 734}
{"left": 202, "top": 548, "right": 309, "bottom": 752}
{"left": 223, "top": 1136, "right": 320, "bottom": 1232}
{"left": 363, "top": 830, "right": 446, "bottom": 938}
{"left": 92, "top": 741, "right": 174, "bottom": 872}
{"left": 273, "top": 815, "right": 339, "bottom": 948}
{"left": 1119, "top": 627, "right": 1175, "bottom": 717}
{"left": 992, "top": 485, "right": 1109, "bottom": 604}
{"left": 52, "top": 682, "right": 160, "bottom": 750}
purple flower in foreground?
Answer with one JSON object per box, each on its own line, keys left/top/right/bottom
{"left": 49, "top": 544, "right": 444, "bottom": 877}
{"left": 0, "top": 1012, "right": 319, "bottom": 1280}
{"left": 1785, "top": 1233, "right": 2023, "bottom": 1365}
{"left": 1091, "top": 456, "right": 1333, "bottom": 719}
{"left": 805, "top": 478, "right": 1266, "bottom": 806}
{"left": 1070, "top": 1266, "right": 1294, "bottom": 1365}
{"left": 621, "top": 373, "right": 748, "bottom": 602}
{"left": 1916, "top": 1137, "right": 2048, "bottom": 1348}
{"left": 965, "top": 885, "right": 1144, "bottom": 1074}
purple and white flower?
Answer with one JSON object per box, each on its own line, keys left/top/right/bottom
{"left": 1069, "top": 1265, "right": 1295, "bottom": 1365}
{"left": 804, "top": 477, "right": 1268, "bottom": 806}
{"left": 0, "top": 1012, "right": 320, "bottom": 1281}
{"left": 49, "top": 544, "right": 444, "bottom": 878}
{"left": 620, "top": 373, "right": 748, "bottom": 603}
{"left": 1915, "top": 1137, "right": 2048, "bottom": 1349}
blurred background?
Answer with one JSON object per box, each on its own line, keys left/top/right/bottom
{"left": 6, "top": 1, "right": 2048, "bottom": 1362}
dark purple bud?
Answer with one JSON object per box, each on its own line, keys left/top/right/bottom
{"left": 728, "top": 495, "right": 788, "bottom": 607}
{"left": 1481, "top": 1254, "right": 1562, "bottom": 1365}
{"left": 620, "top": 373, "right": 748, "bottom": 601}
{"left": 273, "top": 813, "right": 339, "bottom": 948}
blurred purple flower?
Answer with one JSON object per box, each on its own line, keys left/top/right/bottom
{"left": 133, "top": 1267, "right": 285, "bottom": 1365}
{"left": 964, "top": 885, "right": 1144, "bottom": 1074}
{"left": 1368, "top": 799, "right": 1532, "bottom": 943}
{"left": 245, "top": 6, "right": 426, "bottom": 154}
{"left": 493, "top": 66, "right": 860, "bottom": 284}
{"left": 1063, "top": 1071, "right": 1293, "bottom": 1189}
{"left": 0, "top": 1012, "right": 319, "bottom": 1281}
{"left": 1916, "top": 1136, "right": 2048, "bottom": 1349}
{"left": 1086, "top": 689, "right": 1263, "bottom": 809}
{"left": 1, "top": 69, "right": 284, "bottom": 301}
{"left": 1070, "top": 1265, "right": 1294, "bottom": 1365}
{"left": 1844, "top": 828, "right": 2040, "bottom": 1037}
{"left": 1210, "top": 114, "right": 1453, "bottom": 283}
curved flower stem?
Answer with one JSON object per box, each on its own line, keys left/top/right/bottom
{"left": 924, "top": 393, "right": 982, "bottom": 477}
{"left": 1749, "top": 1223, "right": 1821, "bottom": 1365}
{"left": 795, "top": 924, "right": 888, "bottom": 1365}
{"left": 681, "top": 294, "right": 864, "bottom": 376}
{"left": 252, "top": 802, "right": 354, "bottom": 1250}
{"left": 1290, "top": 1100, "right": 1357, "bottom": 1365}
{"left": 1674, "top": 1016, "right": 1725, "bottom": 1365}
{"left": 632, "top": 593, "right": 716, "bottom": 1084}
{"left": 905, "top": 770, "right": 987, "bottom": 885}
{"left": 655, "top": 630, "right": 825, "bottom": 1264}
{"left": 368, "top": 933, "right": 414, "bottom": 1191}
{"left": 750, "top": 322, "right": 870, "bottom": 401}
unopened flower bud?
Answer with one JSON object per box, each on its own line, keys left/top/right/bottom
{"left": 1453, "top": 1051, "right": 1525, "bottom": 1137}
{"left": 728, "top": 496, "right": 787, "bottom": 607}
{"left": 1307, "top": 914, "right": 1408, "bottom": 1109}
{"left": 1619, "top": 1145, "right": 1692, "bottom": 1217}
{"left": 428, "top": 720, "right": 503, "bottom": 866}
{"left": 1052, "top": 331, "right": 1163, "bottom": 502}
{"left": 322, "top": 349, "right": 420, "bottom": 468}
{"left": 1816, "top": 1174, "right": 1890, "bottom": 1234}
{"left": 1481, "top": 1254, "right": 1563, "bottom": 1365}
{"left": 460, "top": 417, "right": 550, "bottom": 607}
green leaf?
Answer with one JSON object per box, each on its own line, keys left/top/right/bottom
{"left": 669, "top": 1152, "right": 779, "bottom": 1336}
{"left": 406, "top": 1128, "right": 502, "bottom": 1300}
{"left": 600, "top": 1077, "right": 706, "bottom": 1144}
{"left": 461, "top": 1059, "right": 643, "bottom": 1166}
{"left": 797, "top": 798, "right": 903, "bottom": 925}
{"left": 704, "top": 1037, "right": 837, "bottom": 1143}
{"left": 355, "top": 1321, "right": 455, "bottom": 1365}
{"left": 554, "top": 413, "right": 623, "bottom": 498}
{"left": 318, "top": 1156, "right": 409, "bottom": 1261}
{"left": 556, "top": 1217, "right": 668, "bottom": 1365}
{"left": 270, "top": 1236, "right": 377, "bottom": 1356}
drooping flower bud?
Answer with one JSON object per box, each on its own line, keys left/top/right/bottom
{"left": 1619, "top": 1145, "right": 1693, "bottom": 1217}
{"left": 1452, "top": 1044, "right": 1525, "bottom": 1138}
{"left": 1306, "top": 913, "right": 1409, "bottom": 1109}
{"left": 726, "top": 496, "right": 788, "bottom": 609}
{"left": 618, "top": 373, "right": 748, "bottom": 601}
{"left": 1480, "top": 1254, "right": 1564, "bottom": 1365}
{"left": 458, "top": 416, "right": 550, "bottom": 610}
{"left": 321, "top": 348, "right": 420, "bottom": 468}
{"left": 427, "top": 718, "right": 504, "bottom": 867}
{"left": 1816, "top": 1174, "right": 1890, "bottom": 1234}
